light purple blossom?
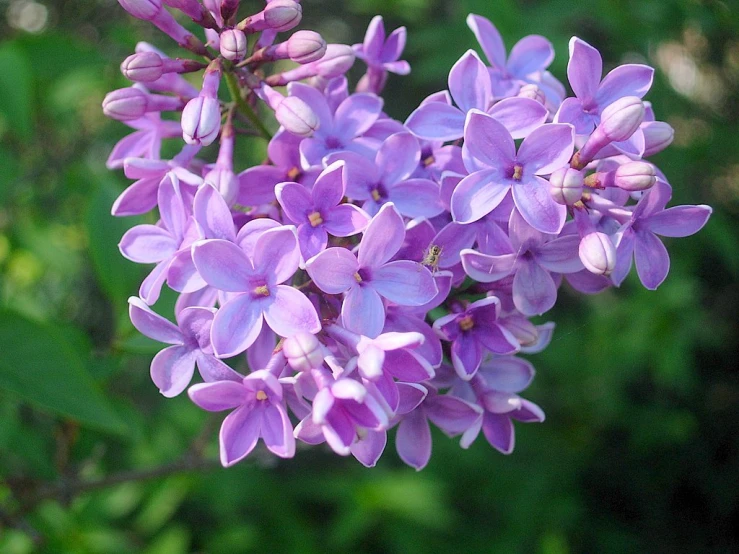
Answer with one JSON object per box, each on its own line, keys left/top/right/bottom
{"left": 354, "top": 15, "right": 411, "bottom": 94}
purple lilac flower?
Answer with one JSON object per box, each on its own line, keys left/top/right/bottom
{"left": 451, "top": 109, "right": 574, "bottom": 234}
{"left": 191, "top": 225, "right": 321, "bottom": 357}
{"left": 354, "top": 15, "right": 411, "bottom": 94}
{"left": 276, "top": 161, "right": 370, "bottom": 260}
{"left": 106, "top": 112, "right": 182, "bottom": 170}
{"left": 433, "top": 296, "right": 520, "bottom": 380}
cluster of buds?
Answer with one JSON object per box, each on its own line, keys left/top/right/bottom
{"left": 105, "top": 3, "right": 712, "bottom": 469}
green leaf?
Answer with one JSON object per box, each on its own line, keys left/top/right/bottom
{"left": 0, "top": 310, "right": 127, "bottom": 434}
{"left": 0, "top": 43, "right": 33, "bottom": 142}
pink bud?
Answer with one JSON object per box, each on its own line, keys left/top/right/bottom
{"left": 284, "top": 333, "right": 324, "bottom": 372}
{"left": 599, "top": 96, "right": 645, "bottom": 142}
{"left": 102, "top": 87, "right": 148, "bottom": 120}
{"left": 275, "top": 96, "right": 319, "bottom": 137}
{"left": 220, "top": 29, "right": 247, "bottom": 61}
{"left": 579, "top": 232, "right": 616, "bottom": 276}
{"left": 181, "top": 96, "right": 221, "bottom": 145}
{"left": 121, "top": 52, "right": 164, "bottom": 82}
{"left": 549, "top": 167, "right": 584, "bottom": 205}
{"left": 286, "top": 30, "right": 326, "bottom": 63}
{"left": 264, "top": 0, "right": 302, "bottom": 32}
{"left": 118, "top": 0, "right": 161, "bottom": 20}
{"left": 613, "top": 161, "right": 656, "bottom": 191}
{"left": 642, "top": 121, "right": 674, "bottom": 157}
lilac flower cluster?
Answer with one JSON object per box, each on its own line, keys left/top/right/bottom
{"left": 106, "top": 2, "right": 712, "bottom": 469}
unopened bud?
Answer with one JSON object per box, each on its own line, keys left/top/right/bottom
{"left": 314, "top": 44, "right": 355, "bottom": 78}
{"left": 613, "top": 161, "right": 656, "bottom": 191}
{"left": 286, "top": 30, "right": 326, "bottom": 63}
{"left": 264, "top": 0, "right": 302, "bottom": 32}
{"left": 102, "top": 87, "right": 148, "bottom": 120}
{"left": 517, "top": 84, "right": 546, "bottom": 105}
{"left": 549, "top": 167, "right": 584, "bottom": 205}
{"left": 642, "top": 121, "right": 674, "bottom": 157}
{"left": 121, "top": 52, "right": 164, "bottom": 82}
{"left": 220, "top": 29, "right": 247, "bottom": 61}
{"left": 118, "top": 0, "right": 161, "bottom": 20}
{"left": 284, "top": 333, "right": 324, "bottom": 372}
{"left": 204, "top": 167, "right": 239, "bottom": 206}
{"left": 579, "top": 232, "right": 616, "bottom": 276}
{"left": 599, "top": 96, "right": 645, "bottom": 142}
{"left": 181, "top": 96, "right": 221, "bottom": 145}
{"left": 276, "top": 96, "right": 319, "bottom": 137}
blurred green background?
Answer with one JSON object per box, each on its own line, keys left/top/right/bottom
{"left": 1, "top": 0, "right": 738, "bottom": 552}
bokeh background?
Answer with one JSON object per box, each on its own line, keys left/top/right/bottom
{"left": 1, "top": 0, "right": 738, "bottom": 552}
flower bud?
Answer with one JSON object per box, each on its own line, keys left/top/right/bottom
{"left": 264, "top": 0, "right": 302, "bottom": 32}
{"left": 121, "top": 52, "right": 164, "bottom": 82}
{"left": 517, "top": 84, "right": 546, "bottom": 105}
{"left": 275, "top": 96, "right": 319, "bottom": 137}
{"left": 118, "top": 0, "right": 161, "bottom": 20}
{"left": 579, "top": 232, "right": 616, "bottom": 276}
{"left": 599, "top": 96, "right": 645, "bottom": 142}
{"left": 549, "top": 167, "right": 584, "bottom": 205}
{"left": 220, "top": 29, "right": 247, "bottom": 61}
{"left": 204, "top": 167, "right": 239, "bottom": 206}
{"left": 313, "top": 44, "right": 355, "bottom": 78}
{"left": 284, "top": 333, "right": 324, "bottom": 372}
{"left": 181, "top": 96, "right": 221, "bottom": 145}
{"left": 102, "top": 87, "right": 148, "bottom": 120}
{"left": 642, "top": 121, "right": 674, "bottom": 157}
{"left": 286, "top": 30, "right": 326, "bottom": 63}
{"left": 613, "top": 161, "right": 656, "bottom": 191}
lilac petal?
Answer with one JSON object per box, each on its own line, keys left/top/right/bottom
{"left": 263, "top": 285, "right": 321, "bottom": 337}
{"left": 396, "top": 382, "right": 428, "bottom": 414}
{"left": 433, "top": 222, "right": 478, "bottom": 268}
{"left": 635, "top": 180, "right": 672, "bottom": 219}
{"left": 351, "top": 429, "right": 387, "bottom": 468}
{"left": 106, "top": 130, "right": 152, "bottom": 169}
{"left": 405, "top": 102, "right": 465, "bottom": 142}
{"left": 128, "top": 296, "right": 183, "bottom": 344}
{"left": 358, "top": 343, "right": 385, "bottom": 380}
{"left": 333, "top": 93, "right": 384, "bottom": 141}
{"left": 261, "top": 403, "right": 296, "bottom": 458}
{"left": 358, "top": 203, "right": 405, "bottom": 269}
{"left": 507, "top": 35, "right": 553, "bottom": 76}
{"left": 517, "top": 123, "right": 574, "bottom": 174}
{"left": 294, "top": 416, "right": 326, "bottom": 445}
{"left": 377, "top": 132, "right": 420, "bottom": 185}
{"left": 287, "top": 82, "right": 333, "bottom": 130}
{"left": 449, "top": 50, "right": 492, "bottom": 113}
{"left": 276, "top": 182, "right": 312, "bottom": 225}
{"left": 111, "top": 177, "right": 160, "bottom": 216}
{"left": 235, "top": 218, "right": 281, "bottom": 258}
{"left": 311, "top": 161, "right": 345, "bottom": 211}
{"left": 372, "top": 260, "right": 437, "bottom": 306}
{"left": 512, "top": 176, "right": 566, "bottom": 234}
{"left": 381, "top": 26, "right": 406, "bottom": 63}
{"left": 466, "top": 14, "right": 506, "bottom": 69}
{"left": 463, "top": 109, "right": 515, "bottom": 170}
{"left": 634, "top": 231, "right": 670, "bottom": 290}
{"left": 139, "top": 260, "right": 170, "bottom": 305}
{"left": 211, "top": 294, "right": 264, "bottom": 357}
{"left": 396, "top": 410, "right": 432, "bottom": 470}
{"left": 554, "top": 97, "right": 594, "bottom": 135}
{"left": 157, "top": 179, "right": 187, "bottom": 239}
{"left": 323, "top": 204, "right": 370, "bottom": 236}
{"left": 194, "top": 184, "right": 236, "bottom": 241}
{"left": 482, "top": 413, "right": 515, "bottom": 454}
{"left": 596, "top": 64, "right": 654, "bottom": 106}
{"left": 119, "top": 225, "right": 177, "bottom": 263}
{"left": 167, "top": 249, "right": 206, "bottom": 293}
{"left": 451, "top": 170, "right": 509, "bottom": 224}
{"left": 342, "top": 285, "right": 385, "bottom": 338}
{"left": 426, "top": 395, "right": 482, "bottom": 435}
{"left": 645, "top": 205, "right": 712, "bottom": 237}
{"left": 384, "top": 349, "right": 434, "bottom": 382}
{"left": 511, "top": 399, "right": 545, "bottom": 422}
{"left": 384, "top": 313, "right": 442, "bottom": 367}
{"left": 324, "top": 151, "right": 378, "bottom": 200}
{"left": 299, "top": 138, "right": 330, "bottom": 168}
{"left": 267, "top": 128, "right": 302, "bottom": 168}
{"left": 460, "top": 250, "right": 516, "bottom": 283}
{"left": 297, "top": 224, "right": 327, "bottom": 261}
{"left": 305, "top": 247, "right": 359, "bottom": 294}
{"left": 188, "top": 380, "right": 246, "bottom": 411}
{"left": 482, "top": 357, "right": 535, "bottom": 393}
{"left": 176, "top": 305, "right": 214, "bottom": 347}
{"left": 566, "top": 269, "right": 612, "bottom": 294}
{"left": 246, "top": 325, "right": 276, "bottom": 371}
{"left": 536, "top": 235, "right": 584, "bottom": 273}
{"left": 220, "top": 405, "right": 261, "bottom": 466}
{"left": 474, "top": 322, "right": 520, "bottom": 355}
{"left": 567, "top": 37, "right": 602, "bottom": 102}
{"left": 192, "top": 239, "right": 254, "bottom": 292}
{"left": 150, "top": 345, "right": 196, "bottom": 397}
{"left": 488, "top": 97, "right": 548, "bottom": 140}
{"left": 390, "top": 179, "right": 443, "bottom": 219}
{"left": 195, "top": 354, "right": 243, "bottom": 383}
{"left": 512, "top": 259, "right": 557, "bottom": 315}
{"left": 451, "top": 333, "right": 482, "bottom": 380}
{"left": 362, "top": 15, "right": 385, "bottom": 60}
{"left": 253, "top": 227, "right": 300, "bottom": 284}
{"left": 237, "top": 165, "right": 283, "bottom": 206}
{"left": 611, "top": 228, "right": 635, "bottom": 287}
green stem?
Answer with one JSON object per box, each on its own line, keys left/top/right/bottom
{"left": 224, "top": 71, "right": 272, "bottom": 140}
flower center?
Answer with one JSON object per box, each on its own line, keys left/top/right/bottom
{"left": 353, "top": 272, "right": 362, "bottom": 283}
{"left": 370, "top": 188, "right": 382, "bottom": 202}
{"left": 256, "top": 390, "right": 267, "bottom": 401}
{"left": 325, "top": 136, "right": 343, "bottom": 149}
{"left": 512, "top": 164, "right": 523, "bottom": 181}
{"left": 254, "top": 285, "right": 270, "bottom": 296}
{"left": 308, "top": 211, "right": 324, "bottom": 227}
{"left": 422, "top": 154, "right": 435, "bottom": 167}
{"left": 458, "top": 315, "right": 474, "bottom": 332}
{"left": 287, "top": 166, "right": 302, "bottom": 181}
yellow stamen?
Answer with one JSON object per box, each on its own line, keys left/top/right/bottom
{"left": 371, "top": 189, "right": 381, "bottom": 202}
{"left": 256, "top": 390, "right": 268, "bottom": 401}
{"left": 512, "top": 164, "right": 523, "bottom": 181}
{"left": 422, "top": 155, "right": 435, "bottom": 167}
{"left": 254, "top": 285, "right": 270, "bottom": 296}
{"left": 308, "top": 211, "right": 324, "bottom": 227}
{"left": 458, "top": 315, "right": 474, "bottom": 332}
{"left": 287, "top": 166, "right": 301, "bottom": 180}
{"left": 354, "top": 272, "right": 362, "bottom": 283}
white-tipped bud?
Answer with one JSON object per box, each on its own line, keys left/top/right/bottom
{"left": 549, "top": 167, "right": 584, "bottom": 205}
{"left": 313, "top": 44, "right": 355, "bottom": 78}
{"left": 275, "top": 96, "right": 319, "bottom": 137}
{"left": 287, "top": 30, "right": 327, "bottom": 64}
{"left": 121, "top": 52, "right": 164, "bottom": 82}
{"left": 181, "top": 96, "right": 221, "bottom": 146}
{"left": 264, "top": 0, "right": 302, "bottom": 32}
{"left": 284, "top": 333, "right": 324, "bottom": 372}
{"left": 220, "top": 29, "right": 247, "bottom": 61}
{"left": 614, "top": 161, "right": 656, "bottom": 191}
{"left": 118, "top": 0, "right": 161, "bottom": 20}
{"left": 599, "top": 96, "right": 645, "bottom": 142}
{"left": 102, "top": 87, "right": 148, "bottom": 120}
{"left": 579, "top": 232, "right": 616, "bottom": 276}
{"left": 642, "top": 121, "right": 674, "bottom": 157}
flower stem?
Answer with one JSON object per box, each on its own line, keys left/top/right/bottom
{"left": 224, "top": 71, "right": 272, "bottom": 140}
